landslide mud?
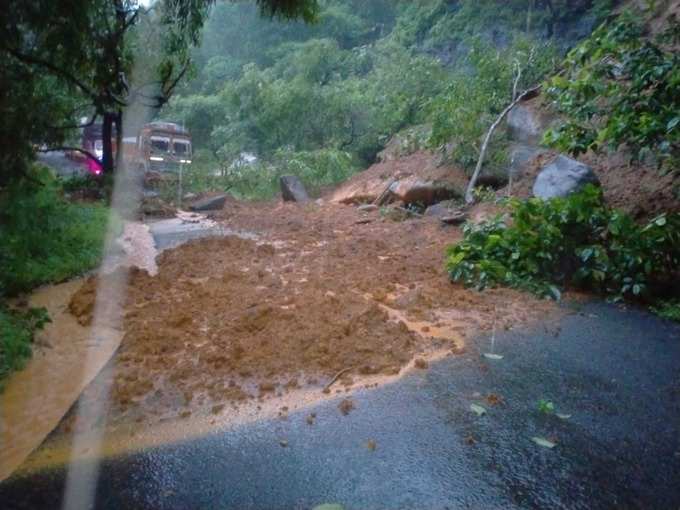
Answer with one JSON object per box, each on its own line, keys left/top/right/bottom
{"left": 58, "top": 200, "right": 555, "bottom": 441}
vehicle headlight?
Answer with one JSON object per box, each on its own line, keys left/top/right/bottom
{"left": 179, "top": 159, "right": 192, "bottom": 164}
{"left": 149, "top": 156, "right": 164, "bottom": 162}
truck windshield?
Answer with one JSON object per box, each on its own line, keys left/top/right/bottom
{"left": 150, "top": 136, "right": 170, "bottom": 152}
{"left": 174, "top": 140, "right": 190, "bottom": 155}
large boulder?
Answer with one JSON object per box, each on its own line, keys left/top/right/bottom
{"left": 280, "top": 175, "right": 310, "bottom": 202}
{"left": 424, "top": 199, "right": 459, "bottom": 218}
{"left": 533, "top": 155, "right": 600, "bottom": 199}
{"left": 388, "top": 177, "right": 461, "bottom": 206}
{"left": 507, "top": 103, "right": 552, "bottom": 144}
{"left": 330, "top": 151, "right": 467, "bottom": 206}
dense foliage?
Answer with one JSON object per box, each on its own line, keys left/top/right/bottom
{"left": 447, "top": 186, "right": 680, "bottom": 301}
{"left": 428, "top": 36, "right": 558, "bottom": 174}
{"left": 165, "top": 0, "right": 606, "bottom": 198}
{"left": 0, "top": 167, "right": 113, "bottom": 297}
{"left": 0, "top": 306, "right": 50, "bottom": 388}
{"left": 543, "top": 11, "right": 680, "bottom": 170}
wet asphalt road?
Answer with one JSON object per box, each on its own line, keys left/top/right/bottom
{"left": 1, "top": 300, "right": 679, "bottom": 509}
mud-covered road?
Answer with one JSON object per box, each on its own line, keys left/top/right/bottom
{"left": 2, "top": 300, "right": 679, "bottom": 509}
{"left": 1, "top": 199, "right": 679, "bottom": 509}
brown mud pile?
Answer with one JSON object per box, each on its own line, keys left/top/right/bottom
{"left": 65, "top": 199, "right": 555, "bottom": 431}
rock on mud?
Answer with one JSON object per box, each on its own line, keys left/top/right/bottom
{"left": 189, "top": 194, "right": 229, "bottom": 212}
{"left": 331, "top": 151, "right": 467, "bottom": 206}
{"left": 533, "top": 155, "right": 600, "bottom": 200}
{"left": 280, "top": 175, "right": 310, "bottom": 202}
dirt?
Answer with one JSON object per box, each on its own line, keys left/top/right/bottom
{"left": 504, "top": 148, "right": 680, "bottom": 221}
{"left": 60, "top": 197, "right": 556, "bottom": 435}
{"left": 338, "top": 398, "right": 355, "bottom": 416}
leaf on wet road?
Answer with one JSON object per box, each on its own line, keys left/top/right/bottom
{"left": 556, "top": 413, "right": 572, "bottom": 420}
{"left": 483, "top": 353, "right": 504, "bottom": 360}
{"left": 470, "top": 403, "right": 487, "bottom": 416}
{"left": 531, "top": 436, "right": 557, "bottom": 448}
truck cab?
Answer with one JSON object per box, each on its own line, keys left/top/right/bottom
{"left": 134, "top": 122, "right": 192, "bottom": 176}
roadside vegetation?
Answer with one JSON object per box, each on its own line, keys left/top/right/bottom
{"left": 0, "top": 307, "right": 51, "bottom": 390}
{"left": 446, "top": 5, "right": 680, "bottom": 314}
{"left": 447, "top": 186, "right": 680, "bottom": 302}
{"left": 543, "top": 10, "right": 680, "bottom": 171}
{"left": 0, "top": 166, "right": 112, "bottom": 385}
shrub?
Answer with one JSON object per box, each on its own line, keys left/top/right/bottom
{"left": 0, "top": 166, "right": 112, "bottom": 296}
{"left": 0, "top": 305, "right": 50, "bottom": 387}
{"left": 543, "top": 11, "right": 680, "bottom": 171}
{"left": 173, "top": 148, "right": 359, "bottom": 201}
{"left": 651, "top": 300, "right": 680, "bottom": 323}
{"left": 446, "top": 186, "right": 680, "bottom": 301}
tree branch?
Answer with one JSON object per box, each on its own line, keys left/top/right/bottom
{"left": 465, "top": 85, "right": 541, "bottom": 204}
{"left": 47, "top": 112, "right": 99, "bottom": 131}
{"left": 2, "top": 46, "right": 96, "bottom": 99}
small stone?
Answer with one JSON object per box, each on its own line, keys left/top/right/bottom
{"left": 414, "top": 358, "right": 429, "bottom": 369}
{"left": 338, "top": 398, "right": 355, "bottom": 416}
{"left": 279, "top": 439, "right": 288, "bottom": 448}
{"left": 366, "top": 439, "right": 377, "bottom": 451}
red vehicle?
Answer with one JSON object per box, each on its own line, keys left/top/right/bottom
{"left": 72, "top": 123, "right": 118, "bottom": 175}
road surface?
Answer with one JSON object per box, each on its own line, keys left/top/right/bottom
{"left": 1, "top": 300, "right": 679, "bottom": 509}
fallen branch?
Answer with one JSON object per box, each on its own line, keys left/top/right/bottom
{"left": 464, "top": 84, "right": 541, "bottom": 204}
{"left": 323, "top": 367, "right": 353, "bottom": 393}
{"left": 373, "top": 178, "right": 396, "bottom": 206}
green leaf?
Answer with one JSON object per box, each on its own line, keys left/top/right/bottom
{"left": 531, "top": 436, "right": 557, "bottom": 449}
{"left": 470, "top": 403, "right": 487, "bottom": 416}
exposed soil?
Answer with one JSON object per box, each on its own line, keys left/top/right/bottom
{"left": 62, "top": 198, "right": 556, "bottom": 434}
{"left": 330, "top": 150, "right": 469, "bottom": 204}
{"left": 506, "top": 149, "right": 680, "bottom": 221}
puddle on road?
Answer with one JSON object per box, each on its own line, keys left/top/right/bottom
{"left": 149, "top": 210, "right": 258, "bottom": 252}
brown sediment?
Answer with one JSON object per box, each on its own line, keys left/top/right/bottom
{"left": 41, "top": 198, "right": 557, "bottom": 454}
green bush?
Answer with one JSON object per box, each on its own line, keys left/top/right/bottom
{"left": 0, "top": 166, "right": 111, "bottom": 296}
{"left": 0, "top": 305, "right": 50, "bottom": 387}
{"left": 543, "top": 11, "right": 680, "bottom": 170}
{"left": 446, "top": 186, "right": 680, "bottom": 301}
{"left": 172, "top": 148, "right": 359, "bottom": 201}
{"left": 651, "top": 300, "right": 680, "bottom": 323}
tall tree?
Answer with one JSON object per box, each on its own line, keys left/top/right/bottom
{"left": 0, "top": 0, "right": 318, "bottom": 180}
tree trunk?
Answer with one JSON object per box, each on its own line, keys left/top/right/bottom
{"left": 114, "top": 110, "right": 123, "bottom": 171}
{"left": 102, "top": 112, "right": 114, "bottom": 174}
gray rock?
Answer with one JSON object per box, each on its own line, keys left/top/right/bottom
{"left": 508, "top": 143, "right": 545, "bottom": 180}
{"left": 440, "top": 212, "right": 467, "bottom": 225}
{"left": 424, "top": 199, "right": 459, "bottom": 218}
{"left": 280, "top": 175, "right": 309, "bottom": 202}
{"left": 533, "top": 155, "right": 599, "bottom": 200}
{"left": 507, "top": 104, "right": 550, "bottom": 144}
{"left": 189, "top": 194, "right": 228, "bottom": 211}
